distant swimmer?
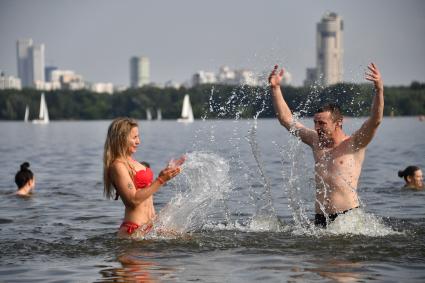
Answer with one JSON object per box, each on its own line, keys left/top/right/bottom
{"left": 15, "top": 162, "right": 35, "bottom": 196}
{"left": 103, "top": 117, "right": 185, "bottom": 238}
{"left": 398, "top": 166, "right": 424, "bottom": 190}
{"left": 268, "top": 63, "right": 384, "bottom": 227}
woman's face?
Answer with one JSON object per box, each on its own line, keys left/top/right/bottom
{"left": 29, "top": 177, "right": 36, "bottom": 190}
{"left": 408, "top": 169, "right": 424, "bottom": 189}
{"left": 127, "top": 127, "right": 140, "bottom": 155}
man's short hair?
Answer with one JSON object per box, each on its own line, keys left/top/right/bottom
{"left": 316, "top": 103, "right": 343, "bottom": 122}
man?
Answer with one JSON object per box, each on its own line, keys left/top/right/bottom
{"left": 268, "top": 63, "right": 384, "bottom": 227}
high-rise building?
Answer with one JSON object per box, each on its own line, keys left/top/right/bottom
{"left": 31, "top": 44, "right": 45, "bottom": 83}
{"left": 130, "top": 56, "right": 150, "bottom": 88}
{"left": 16, "top": 39, "right": 33, "bottom": 87}
{"left": 16, "top": 39, "right": 46, "bottom": 87}
{"left": 316, "top": 12, "right": 343, "bottom": 86}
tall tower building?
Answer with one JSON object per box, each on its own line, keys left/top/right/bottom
{"left": 16, "top": 39, "right": 33, "bottom": 87}
{"left": 16, "top": 39, "right": 45, "bottom": 87}
{"left": 130, "top": 56, "right": 150, "bottom": 88}
{"left": 316, "top": 12, "right": 343, "bottom": 86}
{"left": 31, "top": 44, "right": 45, "bottom": 83}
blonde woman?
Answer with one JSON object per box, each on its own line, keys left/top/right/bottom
{"left": 103, "top": 117, "right": 184, "bottom": 238}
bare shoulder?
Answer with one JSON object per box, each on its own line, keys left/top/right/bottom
{"left": 16, "top": 191, "right": 30, "bottom": 197}
{"left": 110, "top": 160, "right": 129, "bottom": 175}
{"left": 343, "top": 135, "right": 367, "bottom": 157}
{"left": 298, "top": 126, "right": 318, "bottom": 147}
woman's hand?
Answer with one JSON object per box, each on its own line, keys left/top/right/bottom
{"left": 167, "top": 155, "right": 186, "bottom": 169}
{"left": 158, "top": 167, "right": 181, "bottom": 183}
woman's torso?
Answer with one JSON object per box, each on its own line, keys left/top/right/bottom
{"left": 115, "top": 159, "right": 156, "bottom": 225}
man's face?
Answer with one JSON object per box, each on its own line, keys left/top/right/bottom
{"left": 314, "top": 111, "right": 339, "bottom": 142}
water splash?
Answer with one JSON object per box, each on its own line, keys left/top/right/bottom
{"left": 276, "top": 125, "right": 314, "bottom": 230}
{"left": 151, "top": 66, "right": 399, "bottom": 239}
{"left": 154, "top": 152, "right": 232, "bottom": 234}
{"left": 325, "top": 209, "right": 401, "bottom": 236}
{"left": 245, "top": 118, "right": 284, "bottom": 232}
{"left": 288, "top": 208, "right": 401, "bottom": 237}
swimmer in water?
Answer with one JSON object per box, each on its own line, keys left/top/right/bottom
{"left": 398, "top": 166, "right": 424, "bottom": 190}
{"left": 15, "top": 162, "right": 35, "bottom": 196}
{"left": 103, "top": 117, "right": 185, "bottom": 238}
{"left": 268, "top": 63, "right": 384, "bottom": 227}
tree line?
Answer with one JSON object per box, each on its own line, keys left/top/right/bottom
{"left": 0, "top": 82, "right": 424, "bottom": 120}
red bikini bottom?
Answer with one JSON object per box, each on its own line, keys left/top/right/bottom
{"left": 120, "top": 221, "right": 153, "bottom": 235}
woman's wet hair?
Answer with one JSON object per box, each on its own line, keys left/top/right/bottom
{"left": 15, "top": 162, "right": 34, "bottom": 189}
{"left": 398, "top": 165, "right": 420, "bottom": 182}
{"left": 103, "top": 117, "right": 139, "bottom": 199}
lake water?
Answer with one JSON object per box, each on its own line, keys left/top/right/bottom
{"left": 0, "top": 118, "right": 424, "bottom": 282}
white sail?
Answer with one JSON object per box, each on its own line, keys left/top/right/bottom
{"left": 24, "top": 105, "right": 29, "bottom": 122}
{"left": 156, "top": 108, "right": 162, "bottom": 121}
{"left": 177, "top": 94, "right": 194, "bottom": 123}
{"left": 32, "top": 93, "right": 49, "bottom": 124}
{"left": 146, "top": 108, "right": 152, "bottom": 121}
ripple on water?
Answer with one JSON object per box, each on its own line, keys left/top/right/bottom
{"left": 0, "top": 218, "right": 13, "bottom": 224}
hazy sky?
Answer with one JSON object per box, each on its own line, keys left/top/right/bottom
{"left": 1, "top": 0, "right": 424, "bottom": 86}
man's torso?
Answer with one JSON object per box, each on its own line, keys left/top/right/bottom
{"left": 312, "top": 137, "right": 365, "bottom": 214}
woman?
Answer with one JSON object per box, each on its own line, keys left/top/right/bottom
{"left": 398, "top": 166, "right": 424, "bottom": 190}
{"left": 103, "top": 117, "right": 184, "bottom": 238}
{"left": 15, "top": 162, "right": 35, "bottom": 196}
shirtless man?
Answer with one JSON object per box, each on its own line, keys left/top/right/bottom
{"left": 268, "top": 63, "right": 384, "bottom": 227}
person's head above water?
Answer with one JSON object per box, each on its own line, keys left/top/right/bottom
{"left": 314, "top": 103, "right": 344, "bottom": 143}
{"left": 104, "top": 117, "right": 139, "bottom": 159}
{"left": 103, "top": 117, "right": 139, "bottom": 199}
{"left": 398, "top": 166, "right": 423, "bottom": 189}
{"left": 15, "top": 162, "right": 35, "bottom": 196}
{"left": 316, "top": 103, "right": 343, "bottom": 124}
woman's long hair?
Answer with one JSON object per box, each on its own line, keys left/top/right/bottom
{"left": 103, "top": 117, "right": 138, "bottom": 199}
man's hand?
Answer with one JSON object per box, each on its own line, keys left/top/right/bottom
{"left": 353, "top": 62, "right": 384, "bottom": 149}
{"left": 365, "top": 63, "right": 383, "bottom": 92}
{"left": 268, "top": 65, "right": 284, "bottom": 88}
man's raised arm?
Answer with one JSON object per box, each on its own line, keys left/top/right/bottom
{"left": 353, "top": 63, "right": 384, "bottom": 148}
{"left": 268, "top": 65, "right": 315, "bottom": 146}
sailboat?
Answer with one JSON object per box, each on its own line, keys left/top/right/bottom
{"left": 32, "top": 93, "right": 49, "bottom": 124}
{"left": 24, "top": 105, "right": 29, "bottom": 122}
{"left": 177, "top": 94, "right": 194, "bottom": 123}
{"left": 156, "top": 108, "right": 162, "bottom": 121}
{"left": 146, "top": 108, "right": 152, "bottom": 121}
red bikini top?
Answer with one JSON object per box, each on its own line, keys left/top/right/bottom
{"left": 133, "top": 167, "right": 154, "bottom": 189}
{"left": 114, "top": 160, "right": 154, "bottom": 200}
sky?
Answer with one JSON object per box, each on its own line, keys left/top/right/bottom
{"left": 0, "top": 0, "right": 424, "bottom": 87}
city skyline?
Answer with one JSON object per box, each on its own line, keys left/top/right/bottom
{"left": 1, "top": 0, "right": 424, "bottom": 87}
